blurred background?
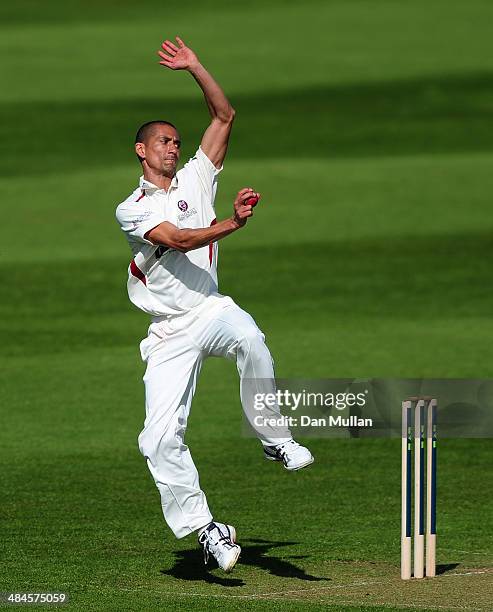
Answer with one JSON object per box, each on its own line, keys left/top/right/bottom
{"left": 2, "top": 0, "right": 493, "bottom": 375}
{"left": 1, "top": 1, "right": 492, "bottom": 610}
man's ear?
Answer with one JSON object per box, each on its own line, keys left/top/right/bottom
{"left": 135, "top": 142, "right": 145, "bottom": 160}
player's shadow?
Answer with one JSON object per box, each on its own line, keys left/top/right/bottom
{"left": 160, "top": 548, "right": 245, "bottom": 586}
{"left": 161, "top": 539, "right": 329, "bottom": 586}
{"left": 239, "top": 538, "right": 330, "bottom": 581}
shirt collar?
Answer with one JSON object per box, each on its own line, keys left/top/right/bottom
{"left": 139, "top": 174, "right": 178, "bottom": 192}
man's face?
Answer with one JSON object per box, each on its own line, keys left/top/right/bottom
{"left": 136, "top": 124, "right": 181, "bottom": 176}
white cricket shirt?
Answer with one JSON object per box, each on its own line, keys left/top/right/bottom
{"left": 116, "top": 147, "right": 222, "bottom": 317}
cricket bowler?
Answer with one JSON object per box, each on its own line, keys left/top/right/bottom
{"left": 115, "top": 37, "right": 313, "bottom": 573}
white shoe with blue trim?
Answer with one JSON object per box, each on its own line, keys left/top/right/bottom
{"left": 198, "top": 522, "right": 240, "bottom": 573}
{"left": 264, "top": 439, "right": 314, "bottom": 471}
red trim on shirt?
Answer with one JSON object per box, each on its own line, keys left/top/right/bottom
{"left": 136, "top": 190, "right": 145, "bottom": 202}
{"left": 209, "top": 218, "right": 217, "bottom": 265}
{"left": 130, "top": 260, "right": 147, "bottom": 285}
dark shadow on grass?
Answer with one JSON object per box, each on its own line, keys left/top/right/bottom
{"left": 239, "top": 539, "right": 330, "bottom": 581}
{"left": 161, "top": 539, "right": 329, "bottom": 584}
{"left": 436, "top": 563, "right": 460, "bottom": 575}
{"left": 3, "top": 72, "right": 493, "bottom": 177}
{"left": 160, "top": 549, "right": 245, "bottom": 586}
{"left": 2, "top": 231, "right": 493, "bottom": 356}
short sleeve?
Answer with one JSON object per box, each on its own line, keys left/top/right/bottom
{"left": 116, "top": 199, "right": 165, "bottom": 245}
{"left": 185, "top": 147, "right": 223, "bottom": 200}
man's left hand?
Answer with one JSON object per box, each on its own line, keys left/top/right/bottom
{"left": 158, "top": 37, "right": 199, "bottom": 71}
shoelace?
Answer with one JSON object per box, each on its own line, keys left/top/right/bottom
{"left": 275, "top": 440, "right": 299, "bottom": 461}
{"left": 199, "top": 526, "right": 235, "bottom": 565}
{"left": 201, "top": 536, "right": 210, "bottom": 564}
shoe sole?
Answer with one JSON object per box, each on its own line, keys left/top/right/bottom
{"left": 224, "top": 525, "right": 239, "bottom": 573}
{"left": 264, "top": 453, "right": 315, "bottom": 471}
{"left": 285, "top": 456, "right": 314, "bottom": 471}
{"left": 264, "top": 453, "right": 281, "bottom": 462}
{"left": 228, "top": 525, "right": 237, "bottom": 543}
{"left": 223, "top": 544, "right": 241, "bottom": 573}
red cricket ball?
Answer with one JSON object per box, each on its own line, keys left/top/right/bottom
{"left": 245, "top": 195, "right": 260, "bottom": 208}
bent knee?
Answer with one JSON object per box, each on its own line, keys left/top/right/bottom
{"left": 237, "top": 324, "right": 265, "bottom": 351}
{"left": 235, "top": 326, "right": 271, "bottom": 366}
{"left": 139, "top": 417, "right": 188, "bottom": 460}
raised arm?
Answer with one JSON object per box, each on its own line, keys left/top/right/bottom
{"left": 158, "top": 37, "right": 235, "bottom": 169}
{"left": 145, "top": 188, "right": 260, "bottom": 252}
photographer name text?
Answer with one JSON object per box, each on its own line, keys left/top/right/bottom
{"left": 253, "top": 415, "right": 373, "bottom": 428}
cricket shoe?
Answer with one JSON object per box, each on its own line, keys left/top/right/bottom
{"left": 198, "top": 522, "right": 241, "bottom": 573}
{"left": 264, "top": 439, "right": 314, "bottom": 471}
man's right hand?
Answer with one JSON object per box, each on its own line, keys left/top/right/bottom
{"left": 233, "top": 188, "right": 260, "bottom": 228}
{"left": 158, "top": 37, "right": 199, "bottom": 72}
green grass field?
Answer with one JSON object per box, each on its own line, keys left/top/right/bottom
{"left": 1, "top": 1, "right": 492, "bottom": 610}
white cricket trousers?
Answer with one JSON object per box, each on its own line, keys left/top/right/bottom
{"left": 138, "top": 293, "right": 291, "bottom": 539}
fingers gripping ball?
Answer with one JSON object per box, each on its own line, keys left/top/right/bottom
{"left": 245, "top": 195, "right": 260, "bottom": 208}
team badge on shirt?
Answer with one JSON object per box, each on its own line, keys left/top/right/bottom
{"left": 177, "top": 200, "right": 188, "bottom": 212}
